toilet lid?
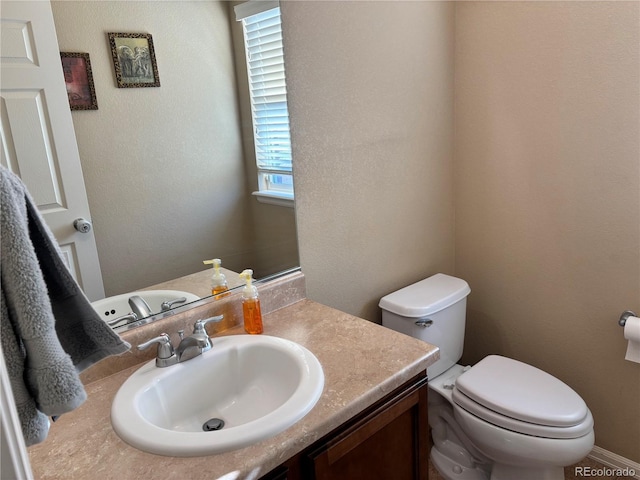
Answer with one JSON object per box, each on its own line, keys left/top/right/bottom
{"left": 453, "top": 355, "right": 589, "bottom": 428}
{"left": 452, "top": 388, "right": 594, "bottom": 439}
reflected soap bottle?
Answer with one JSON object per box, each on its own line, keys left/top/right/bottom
{"left": 203, "top": 258, "right": 229, "bottom": 298}
{"left": 240, "top": 269, "right": 263, "bottom": 335}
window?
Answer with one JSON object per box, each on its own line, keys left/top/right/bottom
{"left": 236, "top": 1, "right": 293, "bottom": 207}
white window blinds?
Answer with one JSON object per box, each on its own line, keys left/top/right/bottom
{"left": 236, "top": 2, "right": 293, "bottom": 202}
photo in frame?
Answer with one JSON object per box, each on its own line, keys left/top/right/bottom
{"left": 107, "top": 32, "right": 160, "bottom": 88}
{"left": 60, "top": 52, "right": 98, "bottom": 110}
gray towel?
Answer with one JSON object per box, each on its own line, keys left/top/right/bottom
{"left": 0, "top": 166, "right": 130, "bottom": 446}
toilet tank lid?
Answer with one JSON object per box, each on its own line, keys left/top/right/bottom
{"left": 379, "top": 273, "right": 471, "bottom": 318}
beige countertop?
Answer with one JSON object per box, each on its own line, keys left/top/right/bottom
{"left": 29, "top": 299, "right": 439, "bottom": 480}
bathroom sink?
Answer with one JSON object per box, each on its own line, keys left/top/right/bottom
{"left": 91, "top": 290, "right": 200, "bottom": 323}
{"left": 110, "top": 335, "right": 324, "bottom": 456}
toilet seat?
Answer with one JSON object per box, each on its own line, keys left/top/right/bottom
{"left": 452, "top": 355, "right": 593, "bottom": 439}
{"left": 452, "top": 388, "right": 594, "bottom": 439}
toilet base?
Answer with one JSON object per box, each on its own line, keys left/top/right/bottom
{"left": 430, "top": 447, "right": 489, "bottom": 480}
{"left": 431, "top": 448, "right": 565, "bottom": 480}
{"left": 490, "top": 464, "right": 564, "bottom": 480}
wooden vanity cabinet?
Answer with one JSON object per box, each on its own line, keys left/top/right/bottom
{"left": 261, "top": 372, "right": 430, "bottom": 480}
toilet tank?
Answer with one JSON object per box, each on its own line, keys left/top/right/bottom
{"left": 379, "top": 273, "right": 471, "bottom": 380}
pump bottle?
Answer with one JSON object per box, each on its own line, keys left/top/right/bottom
{"left": 203, "top": 258, "right": 229, "bottom": 297}
{"left": 239, "top": 269, "right": 263, "bottom": 334}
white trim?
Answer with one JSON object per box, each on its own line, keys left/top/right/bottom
{"left": 588, "top": 445, "right": 640, "bottom": 479}
{"left": 252, "top": 190, "right": 294, "bottom": 208}
{"left": 0, "top": 350, "right": 34, "bottom": 480}
{"left": 234, "top": 0, "right": 279, "bottom": 21}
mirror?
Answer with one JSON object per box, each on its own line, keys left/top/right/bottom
{"left": 50, "top": 0, "right": 299, "bottom": 326}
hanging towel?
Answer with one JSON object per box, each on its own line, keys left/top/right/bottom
{"left": 0, "top": 166, "right": 130, "bottom": 446}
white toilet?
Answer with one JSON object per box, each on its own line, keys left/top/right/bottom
{"left": 379, "top": 273, "right": 594, "bottom": 480}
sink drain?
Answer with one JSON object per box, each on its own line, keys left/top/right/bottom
{"left": 203, "top": 418, "right": 225, "bottom": 432}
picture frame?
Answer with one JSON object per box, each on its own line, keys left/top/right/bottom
{"left": 107, "top": 32, "right": 160, "bottom": 88}
{"left": 60, "top": 52, "right": 98, "bottom": 110}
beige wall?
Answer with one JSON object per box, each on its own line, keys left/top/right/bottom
{"left": 51, "top": 1, "right": 298, "bottom": 296}
{"left": 281, "top": 0, "right": 456, "bottom": 322}
{"left": 454, "top": 2, "right": 639, "bottom": 462}
{"left": 284, "top": 0, "right": 639, "bottom": 463}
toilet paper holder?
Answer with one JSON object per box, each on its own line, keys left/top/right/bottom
{"left": 619, "top": 310, "right": 637, "bottom": 327}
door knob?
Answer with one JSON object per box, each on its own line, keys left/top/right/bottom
{"left": 73, "top": 218, "right": 92, "bottom": 233}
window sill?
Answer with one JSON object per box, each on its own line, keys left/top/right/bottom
{"left": 252, "top": 190, "right": 294, "bottom": 208}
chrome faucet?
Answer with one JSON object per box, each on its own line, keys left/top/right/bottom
{"left": 174, "top": 333, "right": 208, "bottom": 362}
{"left": 137, "top": 315, "right": 224, "bottom": 367}
{"left": 129, "top": 295, "right": 153, "bottom": 318}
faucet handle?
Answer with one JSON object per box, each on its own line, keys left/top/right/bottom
{"left": 138, "top": 333, "right": 175, "bottom": 360}
{"left": 107, "top": 311, "right": 138, "bottom": 327}
{"left": 191, "top": 315, "right": 224, "bottom": 352}
{"left": 193, "top": 315, "right": 224, "bottom": 334}
{"left": 161, "top": 297, "right": 187, "bottom": 312}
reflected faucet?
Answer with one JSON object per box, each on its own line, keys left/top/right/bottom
{"left": 129, "top": 295, "right": 153, "bottom": 318}
{"left": 161, "top": 297, "right": 187, "bottom": 312}
{"left": 108, "top": 312, "right": 138, "bottom": 327}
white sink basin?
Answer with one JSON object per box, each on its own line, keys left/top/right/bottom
{"left": 92, "top": 290, "right": 200, "bottom": 324}
{"left": 111, "top": 335, "right": 324, "bottom": 456}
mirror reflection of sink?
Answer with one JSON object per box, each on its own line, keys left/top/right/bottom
{"left": 91, "top": 290, "right": 200, "bottom": 324}
{"left": 111, "top": 335, "right": 324, "bottom": 456}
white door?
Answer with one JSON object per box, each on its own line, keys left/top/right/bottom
{"left": 0, "top": 0, "right": 104, "bottom": 300}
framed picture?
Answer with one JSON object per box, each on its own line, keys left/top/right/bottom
{"left": 107, "top": 32, "right": 160, "bottom": 88}
{"left": 60, "top": 52, "right": 98, "bottom": 110}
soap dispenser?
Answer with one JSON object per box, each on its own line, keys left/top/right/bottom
{"left": 239, "top": 269, "right": 263, "bottom": 334}
{"left": 203, "top": 258, "right": 229, "bottom": 297}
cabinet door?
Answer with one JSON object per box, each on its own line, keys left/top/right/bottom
{"left": 308, "top": 378, "right": 429, "bottom": 480}
{"left": 260, "top": 456, "right": 303, "bottom": 480}
{"left": 260, "top": 466, "right": 289, "bottom": 480}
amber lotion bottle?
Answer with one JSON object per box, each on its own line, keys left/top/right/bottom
{"left": 240, "top": 269, "right": 263, "bottom": 334}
